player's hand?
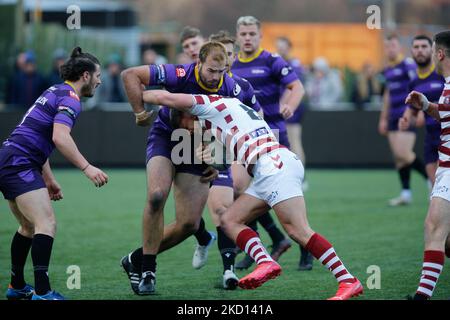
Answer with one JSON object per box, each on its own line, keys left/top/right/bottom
{"left": 398, "top": 116, "right": 410, "bottom": 131}
{"left": 280, "top": 104, "right": 294, "bottom": 119}
{"left": 200, "top": 166, "right": 218, "bottom": 183}
{"left": 83, "top": 165, "right": 109, "bottom": 187}
{"left": 416, "top": 110, "right": 426, "bottom": 127}
{"left": 46, "top": 180, "right": 63, "bottom": 201}
{"left": 196, "top": 144, "right": 213, "bottom": 165}
{"left": 135, "top": 110, "right": 156, "bottom": 127}
{"left": 405, "top": 91, "right": 429, "bottom": 111}
{"left": 378, "top": 118, "right": 388, "bottom": 136}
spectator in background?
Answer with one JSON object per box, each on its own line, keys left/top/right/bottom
{"left": 96, "top": 53, "right": 127, "bottom": 104}
{"left": 142, "top": 48, "right": 167, "bottom": 65}
{"left": 176, "top": 52, "right": 191, "bottom": 65}
{"left": 46, "top": 48, "right": 67, "bottom": 87}
{"left": 353, "top": 62, "right": 383, "bottom": 109}
{"left": 305, "top": 57, "right": 343, "bottom": 110}
{"left": 6, "top": 51, "right": 47, "bottom": 110}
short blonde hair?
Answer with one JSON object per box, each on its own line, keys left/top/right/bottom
{"left": 236, "top": 16, "right": 261, "bottom": 31}
{"left": 198, "top": 41, "right": 227, "bottom": 64}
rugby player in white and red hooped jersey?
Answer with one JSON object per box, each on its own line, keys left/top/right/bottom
{"left": 405, "top": 30, "right": 450, "bottom": 300}
{"left": 231, "top": 16, "right": 306, "bottom": 269}
{"left": 142, "top": 90, "right": 363, "bottom": 300}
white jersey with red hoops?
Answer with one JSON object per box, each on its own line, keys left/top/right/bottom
{"left": 437, "top": 77, "right": 450, "bottom": 168}
{"left": 190, "top": 94, "right": 285, "bottom": 173}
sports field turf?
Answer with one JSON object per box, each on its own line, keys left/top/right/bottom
{"left": 0, "top": 168, "right": 448, "bottom": 300}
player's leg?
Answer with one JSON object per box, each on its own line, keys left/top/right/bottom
{"left": 412, "top": 196, "right": 450, "bottom": 299}
{"left": 287, "top": 123, "right": 305, "bottom": 164}
{"left": 220, "top": 194, "right": 282, "bottom": 289}
{"left": 207, "top": 183, "right": 238, "bottom": 289}
{"left": 158, "top": 172, "right": 210, "bottom": 253}
{"left": 14, "top": 188, "right": 63, "bottom": 299}
{"left": 133, "top": 156, "right": 174, "bottom": 295}
{"left": 231, "top": 163, "right": 256, "bottom": 269}
{"left": 272, "top": 196, "right": 363, "bottom": 300}
{"left": 6, "top": 200, "right": 34, "bottom": 299}
{"left": 232, "top": 162, "right": 291, "bottom": 268}
{"left": 287, "top": 123, "right": 313, "bottom": 270}
{"left": 387, "top": 131, "right": 416, "bottom": 205}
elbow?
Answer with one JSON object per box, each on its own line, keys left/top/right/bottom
{"left": 120, "top": 68, "right": 132, "bottom": 82}
{"left": 52, "top": 131, "right": 67, "bottom": 147}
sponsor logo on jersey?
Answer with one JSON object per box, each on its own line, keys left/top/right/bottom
{"left": 233, "top": 83, "right": 241, "bottom": 96}
{"left": 251, "top": 69, "right": 265, "bottom": 75}
{"left": 176, "top": 67, "right": 186, "bottom": 78}
{"left": 281, "top": 67, "right": 289, "bottom": 76}
{"left": 444, "top": 96, "right": 450, "bottom": 105}
{"left": 57, "top": 106, "right": 76, "bottom": 119}
{"left": 69, "top": 90, "right": 80, "bottom": 101}
{"left": 431, "top": 82, "right": 444, "bottom": 89}
{"left": 156, "top": 65, "right": 166, "bottom": 84}
{"left": 251, "top": 95, "right": 256, "bottom": 104}
{"left": 248, "top": 127, "right": 269, "bottom": 139}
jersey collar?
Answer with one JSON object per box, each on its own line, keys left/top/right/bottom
{"left": 388, "top": 54, "right": 404, "bottom": 67}
{"left": 238, "top": 47, "right": 264, "bottom": 63}
{"left": 194, "top": 64, "right": 224, "bottom": 93}
{"left": 417, "top": 63, "right": 435, "bottom": 80}
{"left": 64, "top": 81, "right": 80, "bottom": 97}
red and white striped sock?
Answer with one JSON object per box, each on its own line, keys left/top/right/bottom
{"left": 416, "top": 250, "right": 445, "bottom": 298}
{"left": 306, "top": 233, "right": 355, "bottom": 283}
{"left": 236, "top": 228, "right": 274, "bottom": 265}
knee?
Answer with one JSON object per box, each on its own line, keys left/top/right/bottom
{"left": 148, "top": 189, "right": 167, "bottom": 212}
{"left": 18, "top": 223, "right": 34, "bottom": 238}
{"left": 35, "top": 216, "right": 56, "bottom": 237}
{"left": 213, "top": 204, "right": 228, "bottom": 218}
{"left": 180, "top": 219, "right": 199, "bottom": 235}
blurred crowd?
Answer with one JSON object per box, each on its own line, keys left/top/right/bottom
{"left": 1, "top": 44, "right": 384, "bottom": 112}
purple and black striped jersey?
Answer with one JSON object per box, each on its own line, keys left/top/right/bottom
{"left": 148, "top": 62, "right": 261, "bottom": 130}
{"left": 408, "top": 67, "right": 445, "bottom": 132}
{"left": 231, "top": 49, "right": 299, "bottom": 133}
{"left": 383, "top": 57, "right": 417, "bottom": 120}
{"left": 3, "top": 82, "right": 82, "bottom": 165}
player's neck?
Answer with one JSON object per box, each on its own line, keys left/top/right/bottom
{"left": 388, "top": 54, "right": 403, "bottom": 66}
{"left": 64, "top": 80, "right": 81, "bottom": 97}
{"left": 238, "top": 47, "right": 263, "bottom": 62}
{"left": 417, "top": 63, "right": 435, "bottom": 79}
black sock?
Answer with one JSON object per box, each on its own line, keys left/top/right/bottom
{"left": 194, "top": 218, "right": 212, "bottom": 246}
{"left": 216, "top": 227, "right": 236, "bottom": 272}
{"left": 10, "top": 232, "right": 32, "bottom": 289}
{"left": 300, "top": 245, "right": 309, "bottom": 257}
{"left": 130, "top": 247, "right": 143, "bottom": 267}
{"left": 257, "top": 212, "right": 285, "bottom": 244}
{"left": 31, "top": 234, "right": 53, "bottom": 295}
{"left": 410, "top": 157, "right": 428, "bottom": 180}
{"left": 398, "top": 165, "right": 411, "bottom": 190}
{"left": 142, "top": 254, "right": 157, "bottom": 274}
{"left": 248, "top": 219, "right": 258, "bottom": 232}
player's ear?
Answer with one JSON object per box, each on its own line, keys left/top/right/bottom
{"left": 82, "top": 71, "right": 90, "bottom": 82}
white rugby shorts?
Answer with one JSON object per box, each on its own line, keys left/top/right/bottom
{"left": 245, "top": 148, "right": 304, "bottom": 207}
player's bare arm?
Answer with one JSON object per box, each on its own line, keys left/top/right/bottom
{"left": 405, "top": 90, "right": 440, "bottom": 121}
{"left": 121, "top": 65, "right": 154, "bottom": 126}
{"left": 280, "top": 79, "right": 304, "bottom": 119}
{"left": 142, "top": 90, "right": 194, "bottom": 111}
{"left": 378, "top": 90, "right": 390, "bottom": 135}
{"left": 53, "top": 123, "right": 108, "bottom": 187}
{"left": 42, "top": 159, "right": 63, "bottom": 201}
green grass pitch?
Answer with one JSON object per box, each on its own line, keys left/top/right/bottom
{"left": 0, "top": 168, "right": 448, "bottom": 300}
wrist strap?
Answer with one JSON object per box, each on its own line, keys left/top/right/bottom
{"left": 82, "top": 164, "right": 90, "bottom": 172}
